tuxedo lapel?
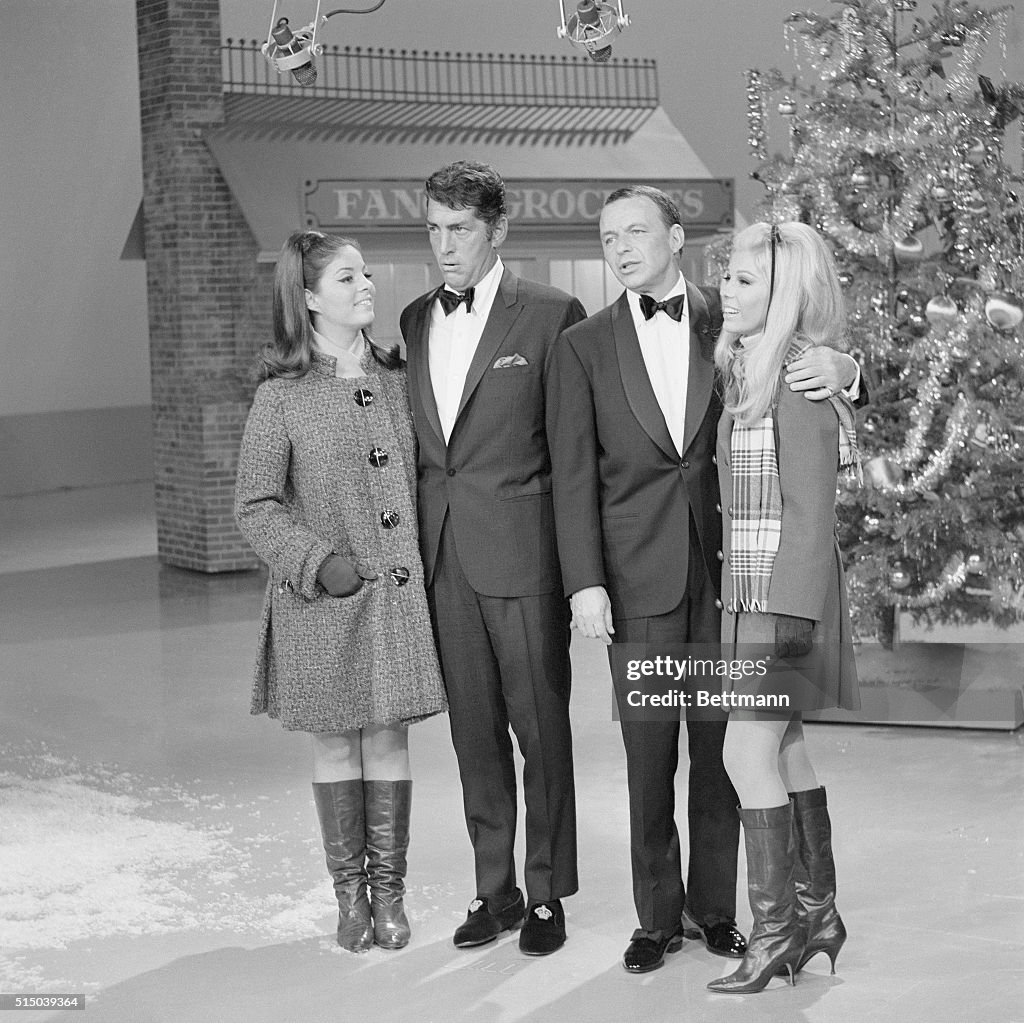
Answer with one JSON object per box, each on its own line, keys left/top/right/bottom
{"left": 611, "top": 293, "right": 677, "bottom": 461}
{"left": 454, "top": 269, "right": 523, "bottom": 425}
{"left": 680, "top": 281, "right": 716, "bottom": 456}
{"left": 408, "top": 296, "right": 444, "bottom": 444}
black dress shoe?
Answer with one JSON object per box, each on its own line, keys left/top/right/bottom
{"left": 682, "top": 919, "right": 747, "bottom": 959}
{"left": 622, "top": 927, "right": 684, "bottom": 973}
{"left": 453, "top": 889, "right": 525, "bottom": 948}
{"left": 519, "top": 900, "right": 566, "bottom": 956}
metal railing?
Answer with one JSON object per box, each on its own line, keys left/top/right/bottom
{"left": 222, "top": 41, "right": 659, "bottom": 109}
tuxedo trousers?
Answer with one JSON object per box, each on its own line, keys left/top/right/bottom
{"left": 427, "top": 516, "right": 577, "bottom": 903}
{"left": 609, "top": 522, "right": 740, "bottom": 933}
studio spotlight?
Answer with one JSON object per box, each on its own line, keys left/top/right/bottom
{"left": 557, "top": 0, "right": 630, "bottom": 62}
{"left": 261, "top": 0, "right": 388, "bottom": 86}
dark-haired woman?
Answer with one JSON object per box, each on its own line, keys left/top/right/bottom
{"left": 235, "top": 231, "right": 446, "bottom": 953}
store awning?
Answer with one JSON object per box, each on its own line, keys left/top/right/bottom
{"left": 205, "top": 107, "right": 732, "bottom": 259}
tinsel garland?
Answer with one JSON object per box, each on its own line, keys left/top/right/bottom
{"left": 882, "top": 393, "right": 974, "bottom": 496}
{"left": 885, "top": 553, "right": 969, "bottom": 607}
{"left": 894, "top": 344, "right": 954, "bottom": 467}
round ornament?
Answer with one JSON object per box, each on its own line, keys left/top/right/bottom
{"left": 851, "top": 166, "right": 872, "bottom": 187}
{"left": 966, "top": 553, "right": 988, "bottom": 574}
{"left": 864, "top": 456, "right": 903, "bottom": 488}
{"left": 984, "top": 293, "right": 1024, "bottom": 331}
{"left": 965, "top": 138, "right": 987, "bottom": 165}
{"left": 863, "top": 514, "right": 882, "bottom": 534}
{"left": 778, "top": 96, "right": 797, "bottom": 116}
{"left": 889, "top": 563, "right": 913, "bottom": 591}
{"left": 964, "top": 190, "right": 987, "bottom": 215}
{"left": 893, "top": 235, "right": 925, "bottom": 262}
{"left": 930, "top": 184, "right": 951, "bottom": 201}
{"left": 925, "top": 295, "right": 959, "bottom": 325}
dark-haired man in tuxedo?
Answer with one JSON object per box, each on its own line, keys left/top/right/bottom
{"left": 547, "top": 185, "right": 859, "bottom": 973}
{"left": 400, "top": 160, "right": 586, "bottom": 957}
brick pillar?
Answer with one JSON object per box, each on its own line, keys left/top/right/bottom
{"left": 136, "top": 0, "right": 262, "bottom": 571}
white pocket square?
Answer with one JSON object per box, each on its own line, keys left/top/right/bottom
{"left": 493, "top": 354, "right": 529, "bottom": 369}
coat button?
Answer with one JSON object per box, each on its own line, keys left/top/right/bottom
{"left": 727, "top": 506, "right": 734, "bottom": 516}
{"left": 715, "top": 599, "right": 724, "bottom": 610}
{"left": 717, "top": 550, "right": 724, "bottom": 561}
{"left": 447, "top": 468, "right": 456, "bottom": 477}
{"left": 711, "top": 454, "right": 718, "bottom": 465}
{"left": 716, "top": 503, "right": 722, "bottom": 513}
{"left": 679, "top": 459, "right": 690, "bottom": 469}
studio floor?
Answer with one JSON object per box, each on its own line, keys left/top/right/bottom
{"left": 1, "top": 483, "right": 1022, "bottom": 1023}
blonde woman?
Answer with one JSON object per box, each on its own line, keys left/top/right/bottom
{"left": 708, "top": 222, "right": 860, "bottom": 993}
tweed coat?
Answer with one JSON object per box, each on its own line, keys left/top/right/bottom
{"left": 717, "top": 378, "right": 860, "bottom": 712}
{"left": 235, "top": 346, "right": 446, "bottom": 733}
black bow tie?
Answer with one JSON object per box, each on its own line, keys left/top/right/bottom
{"left": 639, "top": 293, "right": 686, "bottom": 322}
{"left": 436, "top": 286, "right": 475, "bottom": 316}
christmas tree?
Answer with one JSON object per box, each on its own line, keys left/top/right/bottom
{"left": 724, "top": 0, "right": 1024, "bottom": 645}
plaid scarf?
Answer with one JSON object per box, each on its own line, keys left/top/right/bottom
{"left": 729, "top": 341, "right": 862, "bottom": 614}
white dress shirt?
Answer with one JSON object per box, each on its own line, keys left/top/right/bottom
{"left": 627, "top": 273, "right": 690, "bottom": 455}
{"left": 428, "top": 257, "right": 504, "bottom": 443}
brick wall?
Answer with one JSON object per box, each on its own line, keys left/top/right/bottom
{"left": 136, "top": 0, "right": 266, "bottom": 571}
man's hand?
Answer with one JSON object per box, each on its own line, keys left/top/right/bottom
{"left": 570, "top": 586, "right": 615, "bottom": 644}
{"left": 317, "top": 555, "right": 378, "bottom": 597}
{"left": 784, "top": 348, "right": 858, "bottom": 401}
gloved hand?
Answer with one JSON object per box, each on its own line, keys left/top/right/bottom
{"left": 317, "top": 555, "right": 378, "bottom": 597}
{"left": 774, "top": 613, "right": 814, "bottom": 660}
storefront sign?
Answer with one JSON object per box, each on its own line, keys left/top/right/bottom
{"left": 304, "top": 179, "right": 733, "bottom": 230}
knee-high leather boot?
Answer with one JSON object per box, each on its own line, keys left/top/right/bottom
{"left": 790, "top": 786, "right": 846, "bottom": 973}
{"left": 364, "top": 780, "right": 412, "bottom": 949}
{"left": 707, "top": 803, "right": 802, "bottom": 993}
{"left": 312, "top": 780, "right": 374, "bottom": 952}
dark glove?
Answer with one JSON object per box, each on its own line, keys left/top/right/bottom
{"left": 317, "top": 555, "right": 378, "bottom": 597}
{"left": 774, "top": 613, "right": 814, "bottom": 660}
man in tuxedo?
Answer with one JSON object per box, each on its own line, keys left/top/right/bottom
{"left": 547, "top": 185, "right": 859, "bottom": 973}
{"left": 400, "top": 161, "right": 586, "bottom": 956}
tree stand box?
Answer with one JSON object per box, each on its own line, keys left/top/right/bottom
{"left": 807, "top": 642, "right": 1024, "bottom": 731}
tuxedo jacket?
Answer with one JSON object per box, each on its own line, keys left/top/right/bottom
{"left": 547, "top": 282, "right": 725, "bottom": 622}
{"left": 401, "top": 269, "right": 587, "bottom": 598}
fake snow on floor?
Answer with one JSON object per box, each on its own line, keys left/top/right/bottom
{"left": 0, "top": 743, "right": 330, "bottom": 992}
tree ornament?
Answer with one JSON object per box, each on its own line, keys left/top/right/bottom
{"left": 889, "top": 563, "right": 913, "bottom": 590}
{"left": 778, "top": 95, "right": 797, "bottom": 116}
{"left": 893, "top": 235, "right": 925, "bottom": 262}
{"left": 863, "top": 514, "right": 882, "bottom": 535}
{"left": 838, "top": 270, "right": 854, "bottom": 287}
{"left": 864, "top": 456, "right": 904, "bottom": 488}
{"left": 851, "top": 165, "right": 872, "bottom": 187}
{"left": 964, "top": 190, "right": 987, "bottom": 214}
{"left": 925, "top": 295, "right": 959, "bottom": 324}
{"left": 930, "top": 184, "right": 951, "bottom": 201}
{"left": 965, "top": 138, "right": 987, "bottom": 165}
{"left": 966, "top": 553, "right": 987, "bottom": 574}
{"left": 984, "top": 292, "right": 1024, "bottom": 331}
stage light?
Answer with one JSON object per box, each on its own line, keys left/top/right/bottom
{"left": 261, "top": 0, "right": 388, "bottom": 85}
{"left": 557, "top": 0, "right": 630, "bottom": 62}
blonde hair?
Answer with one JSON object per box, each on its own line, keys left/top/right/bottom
{"left": 714, "top": 221, "right": 847, "bottom": 425}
